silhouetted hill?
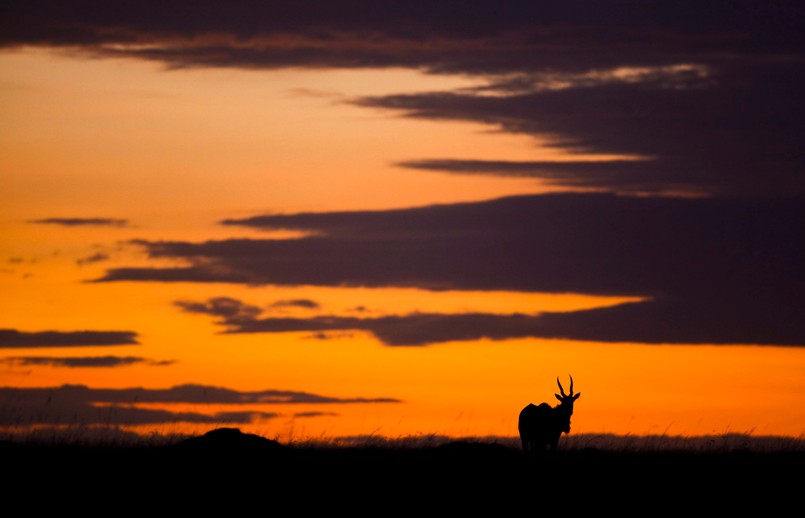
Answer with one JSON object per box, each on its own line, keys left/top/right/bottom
{"left": 172, "top": 426, "right": 286, "bottom": 450}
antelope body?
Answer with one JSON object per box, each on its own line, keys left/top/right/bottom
{"left": 518, "top": 376, "right": 580, "bottom": 452}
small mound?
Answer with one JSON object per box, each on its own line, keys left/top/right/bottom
{"left": 173, "top": 427, "right": 284, "bottom": 450}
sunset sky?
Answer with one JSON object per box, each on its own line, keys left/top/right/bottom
{"left": 2, "top": 1, "right": 804, "bottom": 443}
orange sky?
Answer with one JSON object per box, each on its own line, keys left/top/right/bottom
{"left": 2, "top": 12, "right": 804, "bottom": 445}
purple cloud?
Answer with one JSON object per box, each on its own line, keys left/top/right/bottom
{"left": 0, "top": 329, "right": 139, "bottom": 347}
{"left": 101, "top": 192, "right": 804, "bottom": 346}
{"left": 0, "top": 384, "right": 400, "bottom": 427}
{"left": 0, "top": 356, "right": 174, "bottom": 368}
{"left": 29, "top": 218, "right": 129, "bottom": 227}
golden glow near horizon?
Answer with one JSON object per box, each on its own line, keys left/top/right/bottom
{"left": 2, "top": 48, "right": 804, "bottom": 442}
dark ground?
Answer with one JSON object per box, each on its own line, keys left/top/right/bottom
{"left": 4, "top": 428, "right": 801, "bottom": 513}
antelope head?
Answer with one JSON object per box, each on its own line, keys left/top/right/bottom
{"left": 554, "top": 375, "right": 581, "bottom": 433}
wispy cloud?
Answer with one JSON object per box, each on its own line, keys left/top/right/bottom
{"left": 176, "top": 297, "right": 262, "bottom": 321}
{"left": 76, "top": 252, "right": 110, "bottom": 266}
{"left": 268, "top": 298, "right": 320, "bottom": 310}
{"left": 0, "top": 329, "right": 139, "bottom": 347}
{"left": 0, "top": 384, "right": 400, "bottom": 426}
{"left": 0, "top": 356, "right": 174, "bottom": 368}
{"left": 293, "top": 411, "right": 339, "bottom": 418}
{"left": 29, "top": 218, "right": 129, "bottom": 227}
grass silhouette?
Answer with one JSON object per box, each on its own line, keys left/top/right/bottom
{"left": 3, "top": 426, "right": 802, "bottom": 512}
{"left": 3, "top": 423, "right": 803, "bottom": 452}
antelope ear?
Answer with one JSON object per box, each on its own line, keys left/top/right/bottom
{"left": 574, "top": 393, "right": 581, "bottom": 400}
{"left": 555, "top": 393, "right": 562, "bottom": 402}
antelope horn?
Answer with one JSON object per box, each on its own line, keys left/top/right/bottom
{"left": 557, "top": 376, "right": 566, "bottom": 397}
{"left": 569, "top": 374, "right": 574, "bottom": 396}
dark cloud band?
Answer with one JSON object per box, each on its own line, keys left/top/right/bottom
{"left": 0, "top": 329, "right": 139, "bottom": 347}
{"left": 0, "top": 356, "right": 171, "bottom": 368}
{"left": 3, "top": 1, "right": 802, "bottom": 74}
{"left": 363, "top": 61, "right": 805, "bottom": 199}
{"left": 4, "top": 2, "right": 804, "bottom": 198}
{"left": 0, "top": 384, "right": 400, "bottom": 427}
{"left": 177, "top": 296, "right": 805, "bottom": 347}
{"left": 95, "top": 193, "right": 805, "bottom": 346}
{"left": 29, "top": 218, "right": 129, "bottom": 227}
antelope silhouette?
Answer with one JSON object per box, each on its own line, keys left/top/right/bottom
{"left": 518, "top": 375, "right": 580, "bottom": 452}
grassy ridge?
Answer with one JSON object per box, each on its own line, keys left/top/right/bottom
{"left": 3, "top": 424, "right": 804, "bottom": 452}
{"left": 3, "top": 427, "right": 802, "bottom": 512}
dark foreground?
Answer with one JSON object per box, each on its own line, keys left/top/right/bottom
{"left": 4, "top": 428, "right": 801, "bottom": 513}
